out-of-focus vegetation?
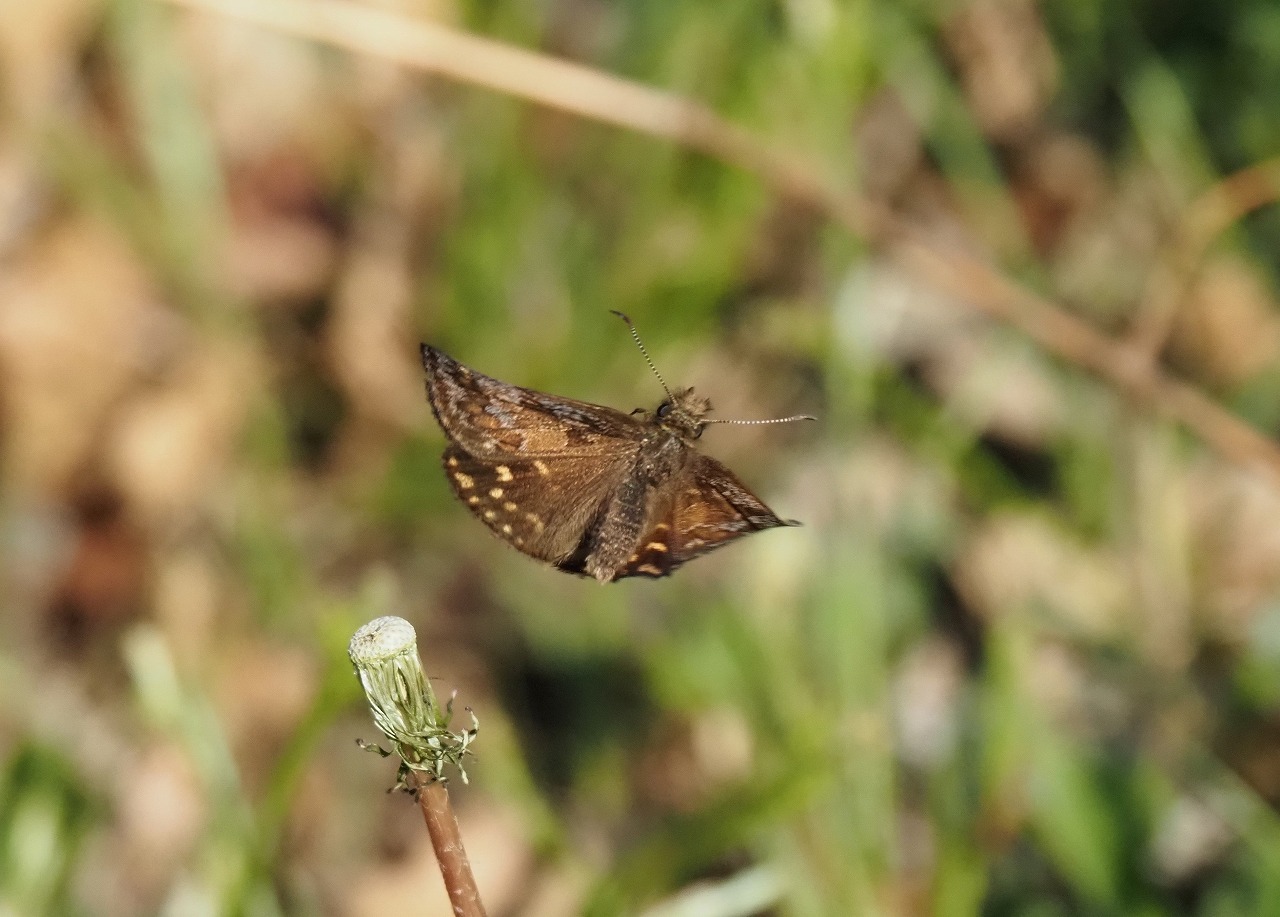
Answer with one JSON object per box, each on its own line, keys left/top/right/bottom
{"left": 2, "top": 0, "right": 1280, "bottom": 914}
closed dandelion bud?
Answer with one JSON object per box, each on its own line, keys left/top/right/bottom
{"left": 348, "top": 615, "right": 477, "bottom": 785}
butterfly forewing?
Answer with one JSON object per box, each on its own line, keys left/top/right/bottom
{"left": 423, "top": 345, "right": 642, "bottom": 460}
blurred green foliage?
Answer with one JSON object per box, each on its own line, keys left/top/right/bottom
{"left": 4, "top": 0, "right": 1280, "bottom": 914}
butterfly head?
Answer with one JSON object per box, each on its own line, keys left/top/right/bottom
{"left": 654, "top": 387, "right": 711, "bottom": 440}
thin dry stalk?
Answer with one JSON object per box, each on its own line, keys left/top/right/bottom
{"left": 1128, "top": 157, "right": 1280, "bottom": 361}
{"left": 157, "top": 0, "right": 1280, "bottom": 482}
{"left": 414, "top": 777, "right": 488, "bottom": 917}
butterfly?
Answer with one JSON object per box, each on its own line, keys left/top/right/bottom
{"left": 421, "top": 313, "right": 813, "bottom": 582}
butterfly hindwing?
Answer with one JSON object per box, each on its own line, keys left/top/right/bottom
{"left": 442, "top": 445, "right": 634, "bottom": 567}
{"left": 617, "top": 454, "right": 797, "bottom": 580}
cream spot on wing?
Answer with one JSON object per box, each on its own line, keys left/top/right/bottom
{"left": 514, "top": 536, "right": 524, "bottom": 546}
{"left": 503, "top": 501, "right": 517, "bottom": 512}
{"left": 468, "top": 495, "right": 480, "bottom": 505}
{"left": 646, "top": 542, "right": 669, "bottom": 553}
{"left": 533, "top": 460, "right": 550, "bottom": 476}
{"left": 496, "top": 466, "right": 513, "bottom": 482}
{"left": 637, "top": 563, "right": 663, "bottom": 575}
{"left": 501, "top": 524, "right": 513, "bottom": 535}
{"left": 455, "top": 472, "right": 474, "bottom": 489}
{"left": 524, "top": 512, "right": 544, "bottom": 532}
{"left": 447, "top": 456, "right": 459, "bottom": 468}
{"left": 489, "top": 487, "right": 504, "bottom": 498}
{"left": 654, "top": 523, "right": 669, "bottom": 532}
{"left": 483, "top": 509, "right": 497, "bottom": 520}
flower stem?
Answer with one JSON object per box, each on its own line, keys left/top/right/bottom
{"left": 413, "top": 776, "right": 487, "bottom": 917}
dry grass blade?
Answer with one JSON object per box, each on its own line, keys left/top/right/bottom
{"left": 413, "top": 777, "right": 488, "bottom": 917}
{"left": 1129, "top": 157, "right": 1280, "bottom": 361}
{"left": 157, "top": 0, "right": 1280, "bottom": 482}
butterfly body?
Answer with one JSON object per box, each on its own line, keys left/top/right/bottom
{"left": 421, "top": 343, "right": 799, "bottom": 582}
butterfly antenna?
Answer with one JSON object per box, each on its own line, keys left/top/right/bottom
{"left": 611, "top": 311, "right": 673, "bottom": 400}
{"left": 704, "top": 414, "right": 817, "bottom": 426}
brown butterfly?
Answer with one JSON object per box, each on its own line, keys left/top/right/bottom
{"left": 421, "top": 313, "right": 813, "bottom": 582}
